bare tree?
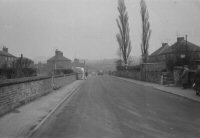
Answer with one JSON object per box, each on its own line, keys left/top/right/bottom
{"left": 116, "top": 0, "right": 131, "bottom": 66}
{"left": 140, "top": 0, "right": 151, "bottom": 63}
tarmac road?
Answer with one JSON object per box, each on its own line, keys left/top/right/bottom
{"left": 33, "top": 76, "right": 200, "bottom": 138}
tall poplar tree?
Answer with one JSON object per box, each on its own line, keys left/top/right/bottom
{"left": 140, "top": 0, "right": 151, "bottom": 63}
{"left": 116, "top": 0, "right": 132, "bottom": 66}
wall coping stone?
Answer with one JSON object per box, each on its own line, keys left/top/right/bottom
{"left": 0, "top": 73, "right": 75, "bottom": 87}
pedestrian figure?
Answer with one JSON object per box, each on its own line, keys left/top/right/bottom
{"left": 85, "top": 71, "right": 88, "bottom": 79}
{"left": 76, "top": 72, "right": 78, "bottom": 80}
{"left": 193, "top": 69, "right": 200, "bottom": 95}
{"left": 181, "top": 66, "right": 189, "bottom": 89}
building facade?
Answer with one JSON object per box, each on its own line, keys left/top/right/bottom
{"left": 47, "top": 50, "right": 72, "bottom": 72}
{"left": 148, "top": 43, "right": 169, "bottom": 63}
{"left": 148, "top": 37, "right": 200, "bottom": 68}
{"left": 0, "top": 47, "right": 16, "bottom": 68}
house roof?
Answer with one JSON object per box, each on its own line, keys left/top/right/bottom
{"left": 16, "top": 56, "right": 34, "bottom": 62}
{"left": 47, "top": 55, "right": 71, "bottom": 62}
{"left": 0, "top": 50, "right": 15, "bottom": 57}
{"left": 149, "top": 43, "right": 169, "bottom": 57}
{"left": 161, "top": 39, "right": 200, "bottom": 55}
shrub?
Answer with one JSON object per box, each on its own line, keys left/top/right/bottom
{"left": 116, "top": 65, "right": 141, "bottom": 72}
{"left": 54, "top": 69, "right": 74, "bottom": 75}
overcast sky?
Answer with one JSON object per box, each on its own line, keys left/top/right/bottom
{"left": 0, "top": 0, "right": 200, "bottom": 62}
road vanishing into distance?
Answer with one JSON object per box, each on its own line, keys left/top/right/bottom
{"left": 33, "top": 76, "right": 200, "bottom": 138}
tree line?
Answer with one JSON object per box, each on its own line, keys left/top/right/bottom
{"left": 0, "top": 57, "right": 36, "bottom": 79}
{"left": 116, "top": 0, "right": 151, "bottom": 69}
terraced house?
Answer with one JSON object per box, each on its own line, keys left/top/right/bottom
{"left": 0, "top": 47, "right": 16, "bottom": 68}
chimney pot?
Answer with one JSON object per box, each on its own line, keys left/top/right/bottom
{"left": 55, "top": 49, "right": 63, "bottom": 56}
{"left": 2, "top": 46, "right": 8, "bottom": 53}
{"left": 177, "top": 37, "right": 184, "bottom": 42}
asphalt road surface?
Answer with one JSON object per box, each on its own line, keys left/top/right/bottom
{"left": 33, "top": 76, "right": 200, "bottom": 138}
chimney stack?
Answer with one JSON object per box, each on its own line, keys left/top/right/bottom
{"left": 2, "top": 46, "right": 8, "bottom": 53}
{"left": 162, "top": 43, "right": 168, "bottom": 47}
{"left": 55, "top": 49, "right": 63, "bottom": 56}
{"left": 177, "top": 37, "right": 184, "bottom": 42}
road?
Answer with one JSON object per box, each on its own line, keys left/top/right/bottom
{"left": 33, "top": 76, "right": 200, "bottom": 138}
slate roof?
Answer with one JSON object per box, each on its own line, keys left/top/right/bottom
{"left": 161, "top": 39, "right": 200, "bottom": 55}
{"left": 0, "top": 50, "right": 15, "bottom": 57}
{"left": 149, "top": 44, "right": 169, "bottom": 57}
{"left": 47, "top": 55, "right": 71, "bottom": 62}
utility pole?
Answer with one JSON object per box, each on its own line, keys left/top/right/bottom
{"left": 186, "top": 34, "right": 188, "bottom": 66}
{"left": 186, "top": 34, "right": 188, "bottom": 47}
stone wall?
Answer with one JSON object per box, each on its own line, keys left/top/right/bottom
{"left": 116, "top": 71, "right": 141, "bottom": 81}
{"left": 115, "top": 71, "right": 162, "bottom": 84}
{"left": 0, "top": 74, "right": 76, "bottom": 116}
{"left": 144, "top": 71, "right": 162, "bottom": 83}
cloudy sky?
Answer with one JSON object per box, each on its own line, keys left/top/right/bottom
{"left": 0, "top": 0, "right": 199, "bottom": 62}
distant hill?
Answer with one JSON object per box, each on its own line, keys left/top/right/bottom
{"left": 33, "top": 56, "right": 141, "bottom": 72}
{"left": 86, "top": 57, "right": 141, "bottom": 72}
{"left": 86, "top": 59, "right": 117, "bottom": 72}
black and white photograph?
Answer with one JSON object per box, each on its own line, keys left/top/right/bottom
{"left": 0, "top": 0, "right": 200, "bottom": 137}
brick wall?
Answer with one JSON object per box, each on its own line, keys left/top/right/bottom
{"left": 0, "top": 74, "right": 76, "bottom": 116}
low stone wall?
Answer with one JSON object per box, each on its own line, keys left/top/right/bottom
{"left": 144, "top": 71, "right": 162, "bottom": 84}
{"left": 0, "top": 74, "right": 76, "bottom": 116}
{"left": 116, "top": 71, "right": 141, "bottom": 80}
{"left": 115, "top": 71, "right": 161, "bottom": 84}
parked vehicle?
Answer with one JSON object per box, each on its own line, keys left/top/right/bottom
{"left": 74, "top": 67, "right": 85, "bottom": 80}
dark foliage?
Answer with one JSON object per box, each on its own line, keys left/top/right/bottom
{"left": 140, "top": 0, "right": 151, "bottom": 63}
{"left": 116, "top": 65, "right": 141, "bottom": 71}
{"left": 54, "top": 69, "right": 74, "bottom": 75}
{"left": 0, "top": 58, "right": 36, "bottom": 79}
{"left": 12, "top": 57, "right": 34, "bottom": 69}
{"left": 0, "top": 68, "right": 37, "bottom": 79}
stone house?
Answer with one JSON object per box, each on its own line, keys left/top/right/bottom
{"left": 0, "top": 47, "right": 16, "bottom": 68}
{"left": 47, "top": 50, "right": 71, "bottom": 72}
{"left": 148, "top": 43, "right": 169, "bottom": 63}
{"left": 148, "top": 37, "right": 200, "bottom": 69}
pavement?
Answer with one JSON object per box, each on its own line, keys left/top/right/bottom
{"left": 0, "top": 80, "right": 82, "bottom": 138}
{"left": 33, "top": 76, "right": 200, "bottom": 138}
{"left": 115, "top": 76, "right": 200, "bottom": 103}
{"left": 1, "top": 76, "right": 200, "bottom": 138}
